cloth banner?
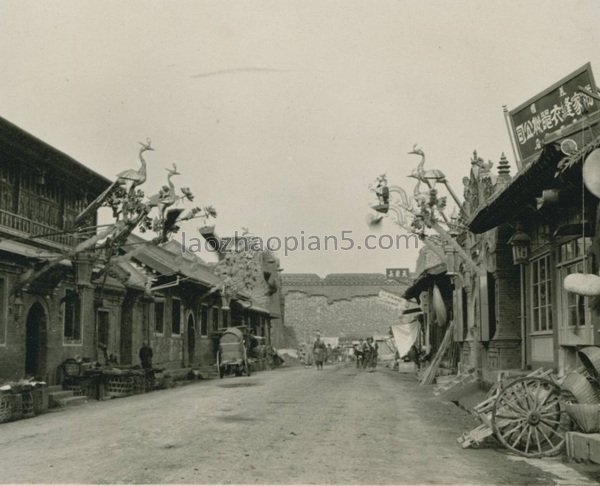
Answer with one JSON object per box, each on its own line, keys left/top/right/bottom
{"left": 391, "top": 320, "right": 420, "bottom": 358}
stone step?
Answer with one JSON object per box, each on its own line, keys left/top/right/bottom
{"left": 194, "top": 366, "right": 219, "bottom": 379}
{"left": 55, "top": 396, "right": 88, "bottom": 408}
{"left": 48, "top": 390, "right": 74, "bottom": 407}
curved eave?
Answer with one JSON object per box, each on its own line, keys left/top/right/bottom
{"left": 0, "top": 116, "right": 111, "bottom": 193}
{"left": 468, "top": 143, "right": 562, "bottom": 234}
{"left": 403, "top": 263, "right": 447, "bottom": 300}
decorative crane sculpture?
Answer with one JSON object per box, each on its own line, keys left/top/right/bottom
{"left": 15, "top": 141, "right": 217, "bottom": 295}
{"left": 367, "top": 145, "right": 479, "bottom": 274}
{"left": 116, "top": 138, "right": 153, "bottom": 190}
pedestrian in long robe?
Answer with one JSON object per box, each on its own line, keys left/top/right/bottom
{"left": 361, "top": 339, "right": 371, "bottom": 370}
{"left": 368, "top": 338, "right": 378, "bottom": 371}
{"left": 313, "top": 335, "right": 327, "bottom": 370}
{"left": 354, "top": 341, "right": 364, "bottom": 368}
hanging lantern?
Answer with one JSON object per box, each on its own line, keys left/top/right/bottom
{"left": 508, "top": 228, "right": 531, "bottom": 265}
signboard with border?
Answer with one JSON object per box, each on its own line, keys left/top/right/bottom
{"left": 509, "top": 63, "right": 599, "bottom": 166}
{"left": 378, "top": 289, "right": 407, "bottom": 309}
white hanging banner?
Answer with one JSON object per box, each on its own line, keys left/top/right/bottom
{"left": 391, "top": 321, "right": 421, "bottom": 358}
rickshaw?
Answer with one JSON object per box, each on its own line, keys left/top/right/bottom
{"left": 215, "top": 327, "right": 251, "bottom": 378}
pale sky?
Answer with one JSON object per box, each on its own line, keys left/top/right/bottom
{"left": 2, "top": 0, "right": 600, "bottom": 275}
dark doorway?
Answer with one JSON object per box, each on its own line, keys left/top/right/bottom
{"left": 187, "top": 314, "right": 195, "bottom": 365}
{"left": 120, "top": 294, "right": 135, "bottom": 365}
{"left": 25, "top": 302, "right": 47, "bottom": 379}
{"left": 97, "top": 310, "right": 110, "bottom": 348}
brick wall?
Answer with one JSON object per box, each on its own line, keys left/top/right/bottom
{"left": 284, "top": 291, "right": 399, "bottom": 341}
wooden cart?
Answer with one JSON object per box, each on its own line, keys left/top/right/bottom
{"left": 458, "top": 369, "right": 570, "bottom": 457}
{"left": 215, "top": 327, "right": 251, "bottom": 378}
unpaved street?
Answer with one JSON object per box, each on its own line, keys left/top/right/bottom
{"left": 0, "top": 365, "right": 594, "bottom": 484}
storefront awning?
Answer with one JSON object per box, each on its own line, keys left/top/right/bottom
{"left": 234, "top": 299, "right": 272, "bottom": 315}
{"left": 403, "top": 263, "right": 447, "bottom": 300}
{"left": 468, "top": 143, "right": 562, "bottom": 234}
{"left": 0, "top": 239, "right": 62, "bottom": 260}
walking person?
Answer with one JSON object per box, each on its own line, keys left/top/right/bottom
{"left": 368, "top": 338, "right": 378, "bottom": 372}
{"left": 313, "top": 333, "right": 327, "bottom": 370}
{"left": 354, "top": 340, "right": 363, "bottom": 369}
{"left": 361, "top": 338, "right": 371, "bottom": 370}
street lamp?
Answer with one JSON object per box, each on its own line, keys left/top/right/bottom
{"left": 508, "top": 228, "right": 531, "bottom": 265}
{"left": 507, "top": 225, "right": 530, "bottom": 369}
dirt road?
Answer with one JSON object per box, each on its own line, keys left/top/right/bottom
{"left": 0, "top": 365, "right": 596, "bottom": 484}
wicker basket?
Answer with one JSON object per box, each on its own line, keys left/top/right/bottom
{"left": 579, "top": 347, "right": 600, "bottom": 382}
{"left": 561, "top": 372, "right": 598, "bottom": 404}
{"left": 565, "top": 403, "right": 600, "bottom": 433}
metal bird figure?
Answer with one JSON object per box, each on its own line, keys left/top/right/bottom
{"left": 116, "top": 138, "right": 153, "bottom": 189}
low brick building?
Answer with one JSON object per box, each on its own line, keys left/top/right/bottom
{"left": 281, "top": 273, "right": 409, "bottom": 343}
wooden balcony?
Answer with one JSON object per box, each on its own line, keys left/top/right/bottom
{"left": 0, "top": 209, "right": 73, "bottom": 249}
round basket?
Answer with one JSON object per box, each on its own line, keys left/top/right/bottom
{"left": 578, "top": 347, "right": 600, "bottom": 382}
{"left": 561, "top": 372, "right": 598, "bottom": 404}
{"left": 565, "top": 403, "right": 600, "bottom": 433}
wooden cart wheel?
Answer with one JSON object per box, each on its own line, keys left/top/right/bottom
{"left": 491, "top": 377, "right": 565, "bottom": 458}
{"left": 217, "top": 351, "right": 224, "bottom": 379}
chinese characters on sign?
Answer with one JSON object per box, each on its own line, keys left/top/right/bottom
{"left": 509, "top": 63, "right": 599, "bottom": 163}
{"left": 386, "top": 267, "right": 410, "bottom": 280}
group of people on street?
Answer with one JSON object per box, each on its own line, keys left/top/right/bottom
{"left": 299, "top": 335, "right": 345, "bottom": 368}
{"left": 310, "top": 334, "right": 378, "bottom": 371}
{"left": 353, "top": 337, "right": 378, "bottom": 371}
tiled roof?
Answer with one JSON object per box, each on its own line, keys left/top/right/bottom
{"left": 282, "top": 272, "right": 407, "bottom": 303}
{"left": 0, "top": 116, "right": 111, "bottom": 193}
{"left": 126, "top": 234, "right": 221, "bottom": 288}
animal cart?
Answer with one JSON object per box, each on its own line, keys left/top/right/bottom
{"left": 216, "top": 327, "right": 251, "bottom": 378}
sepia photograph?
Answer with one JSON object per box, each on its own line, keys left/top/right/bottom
{"left": 1, "top": 0, "right": 600, "bottom": 484}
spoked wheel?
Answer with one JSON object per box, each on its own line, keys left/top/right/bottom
{"left": 491, "top": 377, "right": 566, "bottom": 457}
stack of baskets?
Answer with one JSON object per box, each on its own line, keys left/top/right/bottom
{"left": 561, "top": 372, "right": 598, "bottom": 404}
{"left": 106, "top": 375, "right": 133, "bottom": 398}
{"left": 562, "top": 347, "right": 600, "bottom": 434}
